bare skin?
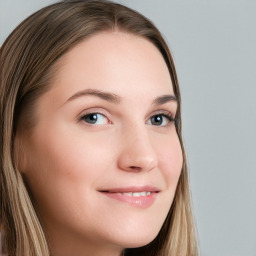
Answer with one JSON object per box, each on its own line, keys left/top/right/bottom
{"left": 18, "top": 32, "right": 182, "bottom": 256}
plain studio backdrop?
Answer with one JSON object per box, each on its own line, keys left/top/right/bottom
{"left": 1, "top": 0, "right": 256, "bottom": 255}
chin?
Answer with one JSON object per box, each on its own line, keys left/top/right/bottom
{"left": 105, "top": 210, "right": 167, "bottom": 249}
{"left": 116, "top": 226, "right": 161, "bottom": 249}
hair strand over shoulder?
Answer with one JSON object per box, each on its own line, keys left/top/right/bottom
{"left": 0, "top": 1, "right": 199, "bottom": 255}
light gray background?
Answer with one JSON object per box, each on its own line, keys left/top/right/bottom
{"left": 1, "top": 0, "right": 256, "bottom": 255}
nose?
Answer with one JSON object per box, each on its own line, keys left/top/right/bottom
{"left": 117, "top": 125, "right": 158, "bottom": 173}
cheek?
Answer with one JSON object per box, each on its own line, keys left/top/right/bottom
{"left": 24, "top": 127, "right": 111, "bottom": 208}
{"left": 24, "top": 127, "right": 115, "bottom": 227}
{"left": 28, "top": 126, "right": 110, "bottom": 180}
{"left": 156, "top": 133, "right": 183, "bottom": 187}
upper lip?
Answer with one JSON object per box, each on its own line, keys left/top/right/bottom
{"left": 99, "top": 186, "right": 160, "bottom": 193}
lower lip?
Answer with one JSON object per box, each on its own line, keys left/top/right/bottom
{"left": 100, "top": 192, "right": 158, "bottom": 208}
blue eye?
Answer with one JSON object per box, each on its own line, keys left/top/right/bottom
{"left": 147, "top": 113, "right": 174, "bottom": 126}
{"left": 81, "top": 113, "right": 108, "bottom": 125}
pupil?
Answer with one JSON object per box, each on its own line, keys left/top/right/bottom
{"left": 87, "top": 114, "right": 97, "bottom": 124}
{"left": 152, "top": 115, "right": 162, "bottom": 125}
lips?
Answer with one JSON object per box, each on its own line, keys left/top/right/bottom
{"left": 99, "top": 186, "right": 160, "bottom": 208}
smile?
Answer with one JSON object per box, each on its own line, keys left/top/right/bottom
{"left": 99, "top": 186, "right": 160, "bottom": 208}
{"left": 116, "top": 191, "right": 151, "bottom": 197}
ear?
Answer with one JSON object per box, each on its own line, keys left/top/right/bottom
{"left": 14, "top": 134, "right": 28, "bottom": 173}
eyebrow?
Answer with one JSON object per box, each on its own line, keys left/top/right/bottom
{"left": 152, "top": 94, "right": 177, "bottom": 105}
{"left": 65, "top": 89, "right": 177, "bottom": 105}
{"left": 66, "top": 89, "right": 121, "bottom": 104}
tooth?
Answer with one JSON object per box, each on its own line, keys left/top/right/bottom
{"left": 123, "top": 192, "right": 132, "bottom": 196}
{"left": 118, "top": 192, "right": 151, "bottom": 197}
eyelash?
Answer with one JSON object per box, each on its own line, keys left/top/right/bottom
{"left": 153, "top": 112, "right": 176, "bottom": 124}
{"left": 78, "top": 110, "right": 176, "bottom": 127}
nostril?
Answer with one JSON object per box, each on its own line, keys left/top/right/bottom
{"left": 129, "top": 166, "right": 141, "bottom": 172}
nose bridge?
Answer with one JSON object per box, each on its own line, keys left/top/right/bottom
{"left": 117, "top": 121, "right": 158, "bottom": 172}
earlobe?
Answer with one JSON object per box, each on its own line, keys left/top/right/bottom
{"left": 14, "top": 135, "right": 28, "bottom": 174}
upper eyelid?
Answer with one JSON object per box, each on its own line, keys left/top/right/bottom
{"left": 148, "top": 112, "right": 176, "bottom": 124}
{"left": 148, "top": 109, "right": 176, "bottom": 119}
{"left": 79, "top": 111, "right": 176, "bottom": 126}
{"left": 79, "top": 112, "right": 175, "bottom": 128}
{"left": 77, "top": 106, "right": 177, "bottom": 120}
{"left": 78, "top": 107, "right": 110, "bottom": 119}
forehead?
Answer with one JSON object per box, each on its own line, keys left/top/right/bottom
{"left": 49, "top": 31, "right": 174, "bottom": 104}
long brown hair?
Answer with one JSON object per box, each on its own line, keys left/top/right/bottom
{"left": 0, "top": 1, "right": 199, "bottom": 255}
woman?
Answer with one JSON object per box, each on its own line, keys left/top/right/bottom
{"left": 0, "top": 0, "right": 199, "bottom": 255}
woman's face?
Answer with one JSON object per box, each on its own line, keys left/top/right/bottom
{"left": 19, "top": 32, "right": 183, "bottom": 256}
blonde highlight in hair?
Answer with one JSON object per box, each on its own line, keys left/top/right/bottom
{"left": 0, "top": 1, "right": 199, "bottom": 255}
